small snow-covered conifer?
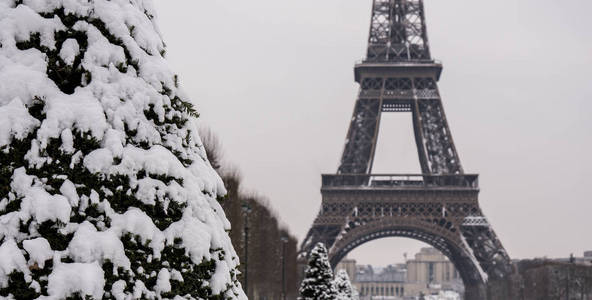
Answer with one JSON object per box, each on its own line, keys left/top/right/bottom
{"left": 0, "top": 0, "right": 245, "bottom": 299}
{"left": 299, "top": 243, "right": 337, "bottom": 300}
{"left": 333, "top": 269, "right": 358, "bottom": 300}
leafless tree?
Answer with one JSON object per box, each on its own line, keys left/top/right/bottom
{"left": 199, "top": 126, "right": 224, "bottom": 171}
{"left": 200, "top": 128, "right": 300, "bottom": 299}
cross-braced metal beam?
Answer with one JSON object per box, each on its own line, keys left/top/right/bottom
{"left": 367, "top": 0, "right": 431, "bottom": 62}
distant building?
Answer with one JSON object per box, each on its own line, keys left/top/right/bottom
{"left": 551, "top": 251, "right": 592, "bottom": 266}
{"left": 406, "top": 248, "right": 463, "bottom": 296}
{"left": 355, "top": 264, "right": 407, "bottom": 298}
{"left": 335, "top": 247, "right": 463, "bottom": 299}
{"left": 338, "top": 258, "right": 357, "bottom": 280}
{"left": 508, "top": 258, "right": 592, "bottom": 299}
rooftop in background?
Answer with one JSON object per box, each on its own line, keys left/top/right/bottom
{"left": 356, "top": 264, "right": 407, "bottom": 283}
{"left": 522, "top": 251, "right": 592, "bottom": 267}
{"left": 552, "top": 251, "right": 592, "bottom": 266}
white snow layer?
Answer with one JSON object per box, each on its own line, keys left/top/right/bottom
{"left": 0, "top": 0, "right": 245, "bottom": 299}
{"left": 67, "top": 221, "right": 131, "bottom": 270}
{"left": 0, "top": 97, "right": 40, "bottom": 147}
{"left": 155, "top": 268, "right": 171, "bottom": 295}
{"left": 11, "top": 167, "right": 72, "bottom": 224}
{"left": 22, "top": 238, "right": 53, "bottom": 269}
{"left": 0, "top": 239, "right": 30, "bottom": 288}
{"left": 45, "top": 261, "right": 105, "bottom": 300}
{"left": 425, "top": 290, "right": 461, "bottom": 300}
{"left": 58, "top": 38, "right": 79, "bottom": 66}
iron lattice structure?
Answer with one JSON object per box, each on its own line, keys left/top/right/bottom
{"left": 300, "top": 1, "right": 512, "bottom": 298}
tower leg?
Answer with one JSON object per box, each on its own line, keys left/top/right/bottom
{"left": 464, "top": 283, "right": 487, "bottom": 300}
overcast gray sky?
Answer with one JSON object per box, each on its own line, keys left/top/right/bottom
{"left": 154, "top": 0, "right": 592, "bottom": 266}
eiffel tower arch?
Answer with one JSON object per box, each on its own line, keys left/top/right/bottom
{"left": 299, "top": 1, "right": 513, "bottom": 298}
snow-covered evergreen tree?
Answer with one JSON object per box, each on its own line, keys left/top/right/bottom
{"left": 299, "top": 243, "right": 337, "bottom": 300}
{"left": 0, "top": 0, "right": 246, "bottom": 299}
{"left": 333, "top": 269, "right": 358, "bottom": 300}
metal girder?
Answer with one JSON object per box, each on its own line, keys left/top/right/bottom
{"left": 300, "top": 188, "right": 512, "bottom": 292}
{"left": 338, "top": 98, "right": 382, "bottom": 174}
{"left": 418, "top": 99, "right": 463, "bottom": 174}
{"left": 367, "top": 0, "right": 431, "bottom": 62}
{"left": 298, "top": 223, "right": 342, "bottom": 260}
{"left": 337, "top": 74, "right": 462, "bottom": 175}
{"left": 460, "top": 220, "right": 514, "bottom": 280}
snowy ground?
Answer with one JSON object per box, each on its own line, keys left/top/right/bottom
{"left": 424, "top": 290, "right": 461, "bottom": 300}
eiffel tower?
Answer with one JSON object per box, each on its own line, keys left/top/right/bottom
{"left": 299, "top": 0, "right": 513, "bottom": 298}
